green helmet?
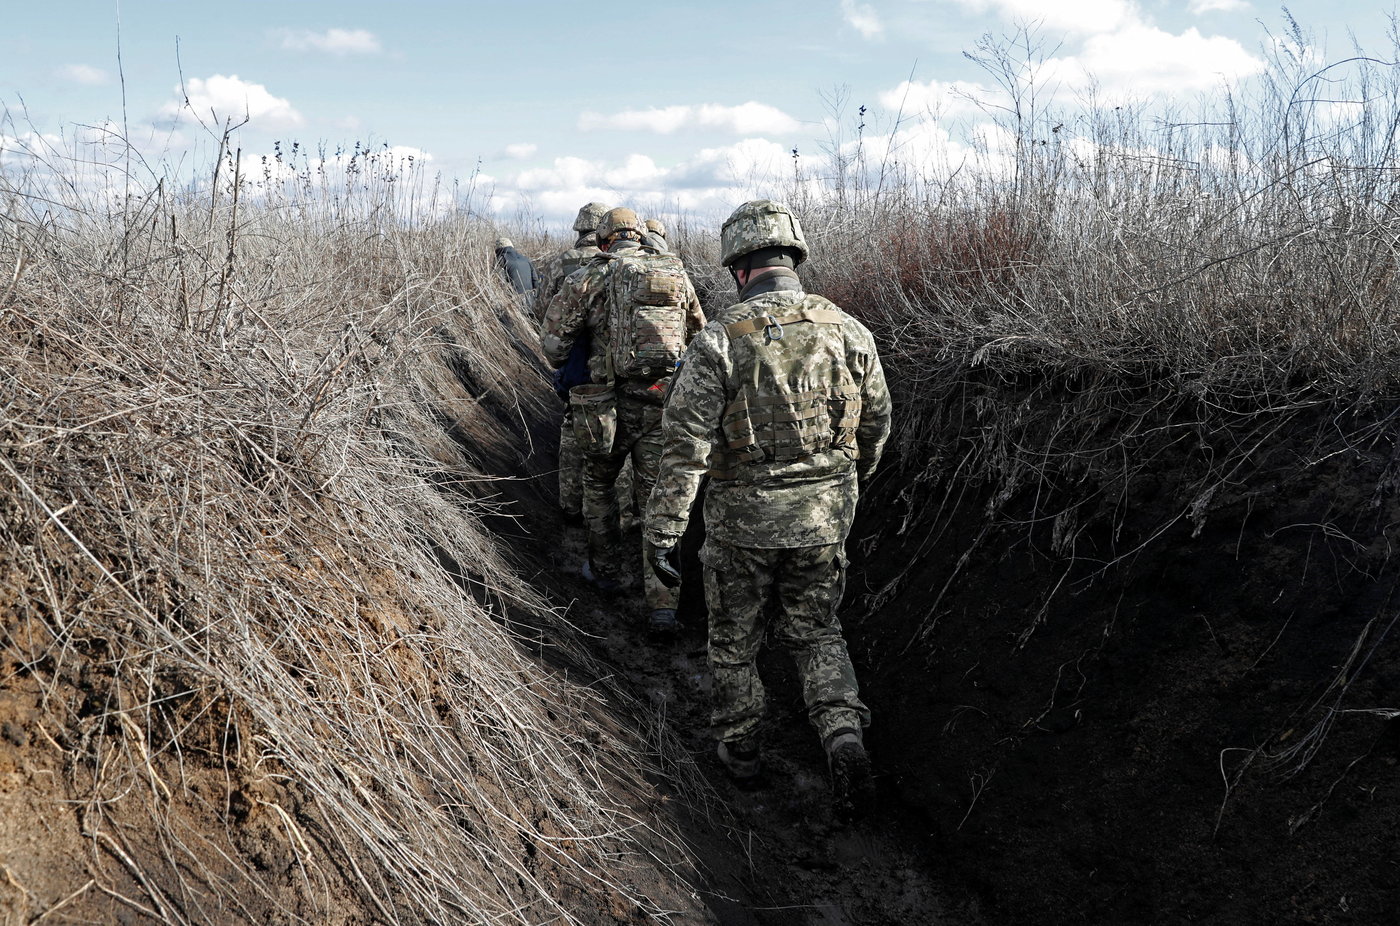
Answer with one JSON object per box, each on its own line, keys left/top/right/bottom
{"left": 572, "top": 202, "right": 611, "bottom": 233}
{"left": 596, "top": 206, "right": 644, "bottom": 242}
{"left": 720, "top": 199, "right": 808, "bottom": 268}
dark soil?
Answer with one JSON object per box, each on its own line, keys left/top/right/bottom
{"left": 517, "top": 497, "right": 981, "bottom": 926}
{"left": 515, "top": 370, "right": 1400, "bottom": 925}
{"left": 844, "top": 385, "right": 1400, "bottom": 925}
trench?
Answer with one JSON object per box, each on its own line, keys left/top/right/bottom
{"left": 461, "top": 351, "right": 1400, "bottom": 924}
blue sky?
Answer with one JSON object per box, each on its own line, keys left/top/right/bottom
{"left": 2, "top": 1, "right": 1395, "bottom": 225}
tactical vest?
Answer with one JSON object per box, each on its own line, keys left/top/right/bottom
{"left": 605, "top": 252, "right": 690, "bottom": 380}
{"left": 560, "top": 245, "right": 601, "bottom": 281}
{"left": 710, "top": 294, "right": 862, "bottom": 479}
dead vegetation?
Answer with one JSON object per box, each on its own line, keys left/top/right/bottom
{"left": 0, "top": 138, "right": 700, "bottom": 924}
{"left": 768, "top": 27, "right": 1400, "bottom": 915}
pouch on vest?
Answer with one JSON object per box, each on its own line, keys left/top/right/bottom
{"left": 568, "top": 383, "right": 617, "bottom": 455}
{"left": 607, "top": 253, "right": 689, "bottom": 380}
{"left": 711, "top": 296, "right": 862, "bottom": 476}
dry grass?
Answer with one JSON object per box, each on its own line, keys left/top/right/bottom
{"left": 768, "top": 24, "right": 1400, "bottom": 790}
{"left": 1, "top": 137, "right": 694, "bottom": 923}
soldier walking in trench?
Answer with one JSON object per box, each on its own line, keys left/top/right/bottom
{"left": 540, "top": 207, "right": 706, "bottom": 634}
{"left": 643, "top": 200, "right": 892, "bottom": 816}
{"left": 536, "top": 203, "right": 610, "bottom": 524}
{"left": 641, "top": 217, "right": 670, "bottom": 253}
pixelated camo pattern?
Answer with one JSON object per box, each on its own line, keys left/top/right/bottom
{"left": 702, "top": 539, "right": 869, "bottom": 745}
{"left": 645, "top": 289, "right": 892, "bottom": 550}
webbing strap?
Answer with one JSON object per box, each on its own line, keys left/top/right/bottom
{"left": 724, "top": 307, "right": 842, "bottom": 340}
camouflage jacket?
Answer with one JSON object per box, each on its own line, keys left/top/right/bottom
{"left": 539, "top": 240, "right": 705, "bottom": 400}
{"left": 644, "top": 269, "right": 891, "bottom": 549}
{"left": 533, "top": 233, "right": 601, "bottom": 321}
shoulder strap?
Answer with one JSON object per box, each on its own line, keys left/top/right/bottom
{"left": 723, "top": 305, "right": 842, "bottom": 340}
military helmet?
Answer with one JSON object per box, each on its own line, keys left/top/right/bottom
{"left": 720, "top": 199, "right": 809, "bottom": 267}
{"left": 572, "top": 202, "right": 611, "bottom": 233}
{"left": 596, "top": 206, "right": 645, "bottom": 242}
{"left": 494, "top": 236, "right": 513, "bottom": 249}
{"left": 644, "top": 218, "right": 667, "bottom": 239}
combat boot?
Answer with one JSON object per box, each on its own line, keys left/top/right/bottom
{"left": 825, "top": 728, "right": 874, "bottom": 820}
{"left": 580, "top": 560, "right": 620, "bottom": 594}
{"left": 647, "top": 608, "right": 678, "bottom": 638}
{"left": 717, "top": 739, "right": 761, "bottom": 785}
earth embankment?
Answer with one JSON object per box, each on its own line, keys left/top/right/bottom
{"left": 845, "top": 371, "right": 1400, "bottom": 924}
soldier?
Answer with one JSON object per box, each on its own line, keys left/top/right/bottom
{"left": 641, "top": 217, "right": 670, "bottom": 253}
{"left": 494, "top": 237, "right": 537, "bottom": 294}
{"left": 643, "top": 200, "right": 891, "bottom": 818}
{"left": 537, "top": 203, "right": 610, "bottom": 524}
{"left": 541, "top": 207, "right": 705, "bottom": 635}
{"left": 534, "top": 202, "right": 610, "bottom": 320}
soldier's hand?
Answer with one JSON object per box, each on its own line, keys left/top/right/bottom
{"left": 650, "top": 543, "right": 682, "bottom": 589}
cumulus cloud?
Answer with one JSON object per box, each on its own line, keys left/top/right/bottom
{"left": 1052, "top": 24, "right": 1264, "bottom": 93}
{"left": 949, "top": 0, "right": 1137, "bottom": 36}
{"left": 494, "top": 137, "right": 802, "bottom": 223}
{"left": 274, "top": 28, "right": 382, "bottom": 55}
{"left": 578, "top": 102, "right": 802, "bottom": 136}
{"left": 504, "top": 142, "right": 537, "bottom": 159}
{"left": 1188, "top": 0, "right": 1250, "bottom": 13}
{"left": 879, "top": 78, "right": 996, "bottom": 117}
{"left": 60, "top": 64, "right": 110, "bottom": 86}
{"left": 939, "top": 0, "right": 1262, "bottom": 96}
{"left": 841, "top": 0, "right": 884, "bottom": 39}
{"left": 160, "top": 75, "right": 304, "bottom": 129}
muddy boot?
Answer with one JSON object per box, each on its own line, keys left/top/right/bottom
{"left": 647, "top": 608, "right": 678, "bottom": 639}
{"left": 717, "top": 739, "right": 762, "bottom": 786}
{"left": 825, "top": 728, "right": 874, "bottom": 821}
{"left": 581, "top": 560, "right": 620, "bottom": 594}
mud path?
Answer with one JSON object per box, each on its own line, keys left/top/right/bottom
{"left": 520, "top": 505, "right": 979, "bottom": 926}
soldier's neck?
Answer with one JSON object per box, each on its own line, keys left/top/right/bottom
{"left": 739, "top": 267, "right": 803, "bottom": 302}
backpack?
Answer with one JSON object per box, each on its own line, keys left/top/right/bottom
{"left": 606, "top": 252, "right": 690, "bottom": 380}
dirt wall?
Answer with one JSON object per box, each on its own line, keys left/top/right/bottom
{"left": 847, "top": 378, "right": 1400, "bottom": 924}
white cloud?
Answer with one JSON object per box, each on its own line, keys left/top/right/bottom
{"left": 669, "top": 138, "right": 794, "bottom": 188}
{"left": 275, "top": 28, "right": 382, "bottom": 55}
{"left": 841, "top": 0, "right": 884, "bottom": 39}
{"left": 504, "top": 142, "right": 537, "bottom": 159}
{"left": 879, "top": 78, "right": 996, "bottom": 117}
{"left": 938, "top": 0, "right": 1263, "bottom": 97}
{"left": 949, "top": 0, "right": 1137, "bottom": 36}
{"left": 578, "top": 102, "right": 802, "bottom": 136}
{"left": 1188, "top": 0, "right": 1249, "bottom": 13}
{"left": 60, "top": 64, "right": 109, "bottom": 86}
{"left": 494, "top": 137, "right": 803, "bottom": 223}
{"left": 1065, "top": 24, "right": 1264, "bottom": 93}
{"left": 160, "top": 75, "right": 304, "bottom": 129}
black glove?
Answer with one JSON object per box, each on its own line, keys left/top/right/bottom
{"left": 650, "top": 543, "right": 681, "bottom": 589}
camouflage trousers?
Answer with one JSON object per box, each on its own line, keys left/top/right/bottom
{"left": 700, "top": 540, "right": 869, "bottom": 747}
{"left": 582, "top": 397, "right": 678, "bottom": 612}
{"left": 558, "top": 409, "right": 583, "bottom": 518}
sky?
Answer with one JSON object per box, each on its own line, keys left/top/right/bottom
{"left": 1, "top": 1, "right": 1395, "bottom": 226}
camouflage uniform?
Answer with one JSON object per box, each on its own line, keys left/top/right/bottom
{"left": 535, "top": 232, "right": 602, "bottom": 323}
{"left": 644, "top": 264, "right": 891, "bottom": 749}
{"left": 640, "top": 218, "right": 670, "bottom": 254}
{"left": 537, "top": 203, "right": 610, "bottom": 519}
{"left": 542, "top": 233, "right": 705, "bottom": 612}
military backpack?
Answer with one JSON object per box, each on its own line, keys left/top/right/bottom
{"left": 605, "top": 252, "right": 690, "bottom": 380}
